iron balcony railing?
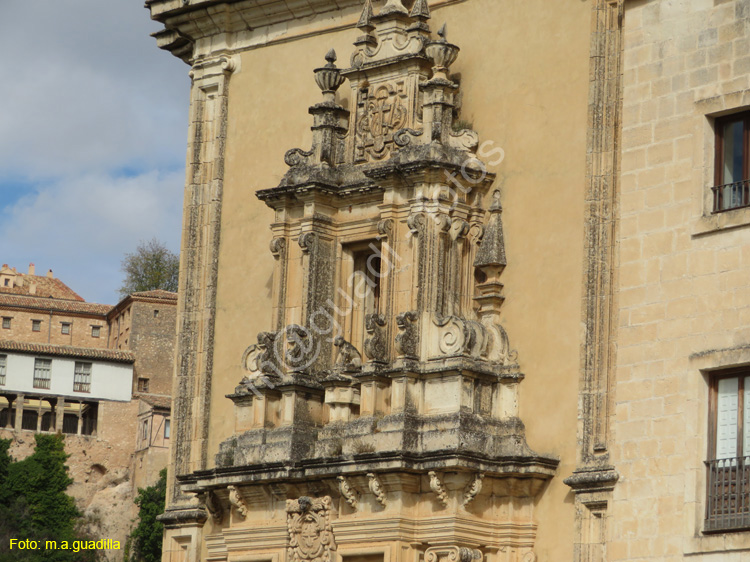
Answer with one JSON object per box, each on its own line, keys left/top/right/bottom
{"left": 712, "top": 179, "right": 750, "bottom": 213}
{"left": 73, "top": 381, "right": 91, "bottom": 393}
{"left": 705, "top": 457, "right": 750, "bottom": 532}
{"left": 32, "top": 377, "right": 51, "bottom": 390}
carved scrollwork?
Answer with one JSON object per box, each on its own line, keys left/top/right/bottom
{"left": 270, "top": 237, "right": 287, "bottom": 259}
{"left": 407, "top": 213, "right": 426, "bottom": 236}
{"left": 285, "top": 324, "right": 315, "bottom": 373}
{"left": 336, "top": 476, "right": 359, "bottom": 510}
{"left": 448, "top": 128, "right": 480, "bottom": 152}
{"left": 394, "top": 127, "right": 424, "bottom": 147}
{"left": 425, "top": 546, "right": 483, "bottom": 562}
{"left": 367, "top": 473, "right": 387, "bottom": 506}
{"left": 284, "top": 148, "right": 314, "bottom": 167}
{"left": 286, "top": 496, "right": 337, "bottom": 562}
{"left": 428, "top": 471, "right": 449, "bottom": 507}
{"left": 241, "top": 331, "right": 280, "bottom": 378}
{"left": 203, "top": 490, "right": 224, "bottom": 522}
{"left": 298, "top": 232, "right": 318, "bottom": 254}
{"left": 333, "top": 336, "right": 362, "bottom": 371}
{"left": 377, "top": 218, "right": 394, "bottom": 239}
{"left": 485, "top": 322, "right": 518, "bottom": 365}
{"left": 395, "top": 311, "right": 419, "bottom": 359}
{"left": 436, "top": 214, "right": 452, "bottom": 233}
{"left": 463, "top": 473, "right": 484, "bottom": 507}
{"left": 450, "top": 218, "right": 470, "bottom": 241}
{"left": 363, "top": 313, "right": 387, "bottom": 362}
{"left": 227, "top": 485, "right": 248, "bottom": 519}
{"left": 433, "top": 316, "right": 490, "bottom": 359}
{"left": 468, "top": 223, "right": 485, "bottom": 244}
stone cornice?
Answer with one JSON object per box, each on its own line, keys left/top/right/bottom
{"left": 563, "top": 468, "right": 619, "bottom": 494}
{"left": 146, "top": 0, "right": 472, "bottom": 63}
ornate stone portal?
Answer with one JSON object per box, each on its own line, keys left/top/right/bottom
{"left": 181, "top": 2, "right": 557, "bottom": 561}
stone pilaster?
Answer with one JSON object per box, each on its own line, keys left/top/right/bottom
{"left": 167, "top": 53, "right": 239, "bottom": 517}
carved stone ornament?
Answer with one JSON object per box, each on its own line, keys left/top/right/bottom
{"left": 285, "top": 324, "right": 315, "bottom": 373}
{"left": 463, "top": 473, "right": 484, "bottom": 507}
{"left": 355, "top": 82, "right": 408, "bottom": 162}
{"left": 363, "top": 313, "right": 388, "bottom": 362}
{"left": 395, "top": 311, "right": 419, "bottom": 358}
{"left": 428, "top": 471, "right": 449, "bottom": 507}
{"left": 367, "top": 473, "right": 387, "bottom": 506}
{"left": 286, "top": 496, "right": 337, "bottom": 562}
{"left": 227, "top": 485, "right": 248, "bottom": 519}
{"left": 425, "top": 546, "right": 483, "bottom": 562}
{"left": 202, "top": 490, "right": 224, "bottom": 522}
{"left": 337, "top": 476, "right": 359, "bottom": 510}
{"left": 333, "top": 336, "right": 362, "bottom": 371}
{"left": 241, "top": 331, "right": 280, "bottom": 380}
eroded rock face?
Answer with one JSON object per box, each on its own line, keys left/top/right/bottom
{"left": 1, "top": 432, "right": 138, "bottom": 562}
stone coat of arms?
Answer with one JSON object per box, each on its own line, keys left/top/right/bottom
{"left": 286, "top": 496, "right": 336, "bottom": 562}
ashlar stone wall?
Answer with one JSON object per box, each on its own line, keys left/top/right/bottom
{"left": 614, "top": 0, "right": 750, "bottom": 558}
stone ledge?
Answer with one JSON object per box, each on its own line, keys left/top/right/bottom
{"left": 563, "top": 467, "right": 619, "bottom": 493}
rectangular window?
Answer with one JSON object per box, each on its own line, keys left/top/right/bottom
{"left": 31, "top": 320, "right": 41, "bottom": 332}
{"left": 33, "top": 358, "right": 52, "bottom": 389}
{"left": 2, "top": 317, "right": 10, "bottom": 329}
{"left": 0, "top": 355, "right": 6, "bottom": 385}
{"left": 342, "top": 241, "right": 382, "bottom": 352}
{"left": 142, "top": 420, "right": 148, "bottom": 441}
{"left": 61, "top": 323, "right": 71, "bottom": 335}
{"left": 713, "top": 111, "right": 750, "bottom": 212}
{"left": 137, "top": 378, "right": 149, "bottom": 393}
{"left": 73, "top": 362, "right": 91, "bottom": 393}
{"left": 91, "top": 326, "right": 101, "bottom": 338}
{"left": 164, "top": 419, "right": 170, "bottom": 439}
{"left": 706, "top": 370, "right": 750, "bottom": 532}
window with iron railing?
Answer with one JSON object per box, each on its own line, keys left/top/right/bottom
{"left": 0, "top": 355, "right": 6, "bottom": 385}
{"left": 706, "top": 371, "right": 750, "bottom": 532}
{"left": 73, "top": 362, "right": 91, "bottom": 393}
{"left": 33, "top": 358, "right": 51, "bottom": 390}
{"left": 713, "top": 112, "right": 750, "bottom": 212}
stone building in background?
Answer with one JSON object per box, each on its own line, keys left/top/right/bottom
{"left": 146, "top": 0, "right": 750, "bottom": 561}
{"left": 0, "top": 267, "right": 177, "bottom": 561}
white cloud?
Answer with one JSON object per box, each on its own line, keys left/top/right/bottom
{"left": 0, "top": 0, "right": 189, "bottom": 302}
{"left": 1, "top": 170, "right": 184, "bottom": 304}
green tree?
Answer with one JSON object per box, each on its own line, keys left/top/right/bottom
{"left": 125, "top": 468, "right": 166, "bottom": 562}
{"left": 119, "top": 239, "right": 179, "bottom": 298}
{"left": 0, "top": 434, "right": 92, "bottom": 562}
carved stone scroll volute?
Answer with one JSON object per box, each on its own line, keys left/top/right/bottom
{"left": 228, "top": 485, "right": 248, "bottom": 519}
{"left": 425, "top": 546, "right": 483, "bottom": 562}
{"left": 395, "top": 311, "right": 419, "bottom": 359}
{"left": 363, "top": 313, "right": 388, "bottom": 363}
{"left": 286, "top": 496, "right": 337, "bottom": 562}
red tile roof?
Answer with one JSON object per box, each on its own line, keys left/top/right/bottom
{"left": 0, "top": 340, "right": 135, "bottom": 364}
{"left": 131, "top": 290, "right": 178, "bottom": 301}
{"left": 139, "top": 394, "right": 172, "bottom": 409}
{"left": 0, "top": 294, "right": 112, "bottom": 316}
{"left": 0, "top": 272, "right": 85, "bottom": 301}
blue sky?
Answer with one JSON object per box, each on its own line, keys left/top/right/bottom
{"left": 0, "top": 0, "right": 189, "bottom": 304}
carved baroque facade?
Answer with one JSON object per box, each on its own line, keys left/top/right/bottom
{"left": 148, "top": 0, "right": 750, "bottom": 560}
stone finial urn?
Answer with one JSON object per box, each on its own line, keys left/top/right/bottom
{"left": 425, "top": 24, "right": 460, "bottom": 80}
{"left": 314, "top": 49, "right": 345, "bottom": 102}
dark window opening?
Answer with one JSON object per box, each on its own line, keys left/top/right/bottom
{"left": 713, "top": 111, "right": 750, "bottom": 212}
